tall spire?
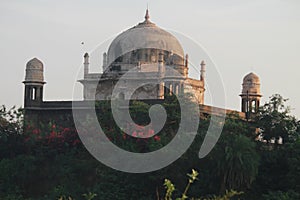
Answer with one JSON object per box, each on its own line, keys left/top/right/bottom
{"left": 145, "top": 8, "right": 150, "bottom": 22}
{"left": 137, "top": 7, "right": 155, "bottom": 27}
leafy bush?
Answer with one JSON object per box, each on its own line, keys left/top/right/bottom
{"left": 262, "top": 190, "right": 300, "bottom": 200}
{"left": 0, "top": 93, "right": 299, "bottom": 199}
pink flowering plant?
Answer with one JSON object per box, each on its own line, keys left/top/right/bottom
{"left": 95, "top": 100, "right": 178, "bottom": 153}
{"left": 24, "top": 121, "right": 82, "bottom": 151}
{"left": 102, "top": 122, "right": 168, "bottom": 153}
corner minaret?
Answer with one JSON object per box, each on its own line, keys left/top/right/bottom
{"left": 184, "top": 54, "right": 189, "bottom": 78}
{"left": 158, "top": 52, "right": 165, "bottom": 99}
{"left": 84, "top": 52, "right": 89, "bottom": 78}
{"left": 240, "top": 72, "right": 262, "bottom": 117}
{"left": 102, "top": 52, "right": 107, "bottom": 72}
{"left": 200, "top": 60, "right": 206, "bottom": 82}
{"left": 23, "top": 58, "right": 46, "bottom": 107}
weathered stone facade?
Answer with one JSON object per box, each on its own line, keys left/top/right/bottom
{"left": 79, "top": 10, "right": 205, "bottom": 104}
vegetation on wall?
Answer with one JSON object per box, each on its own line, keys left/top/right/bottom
{"left": 0, "top": 94, "right": 299, "bottom": 199}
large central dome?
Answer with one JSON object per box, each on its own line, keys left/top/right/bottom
{"left": 107, "top": 10, "right": 184, "bottom": 65}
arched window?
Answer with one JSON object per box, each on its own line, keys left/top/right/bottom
{"left": 175, "top": 84, "right": 179, "bottom": 95}
{"left": 251, "top": 100, "right": 256, "bottom": 113}
{"left": 31, "top": 87, "right": 36, "bottom": 100}
{"left": 169, "top": 84, "right": 173, "bottom": 95}
{"left": 150, "top": 50, "right": 156, "bottom": 62}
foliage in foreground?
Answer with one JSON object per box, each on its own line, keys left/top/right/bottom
{"left": 0, "top": 94, "right": 299, "bottom": 199}
{"left": 163, "top": 169, "right": 242, "bottom": 200}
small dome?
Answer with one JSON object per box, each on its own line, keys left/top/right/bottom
{"left": 24, "top": 58, "right": 44, "bottom": 82}
{"left": 241, "top": 72, "right": 261, "bottom": 95}
{"left": 107, "top": 10, "right": 184, "bottom": 65}
{"left": 243, "top": 72, "right": 260, "bottom": 84}
{"left": 26, "top": 58, "right": 43, "bottom": 70}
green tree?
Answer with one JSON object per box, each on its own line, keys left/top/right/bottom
{"left": 262, "top": 190, "right": 300, "bottom": 200}
{"left": 208, "top": 116, "right": 260, "bottom": 194}
{"left": 256, "top": 94, "right": 299, "bottom": 143}
{"left": 285, "top": 138, "right": 300, "bottom": 192}
{"left": 0, "top": 105, "right": 23, "bottom": 139}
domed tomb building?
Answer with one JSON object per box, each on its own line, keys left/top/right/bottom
{"left": 78, "top": 10, "right": 206, "bottom": 103}
{"left": 22, "top": 10, "right": 263, "bottom": 128}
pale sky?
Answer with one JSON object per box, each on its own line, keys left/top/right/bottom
{"left": 1, "top": 0, "right": 300, "bottom": 118}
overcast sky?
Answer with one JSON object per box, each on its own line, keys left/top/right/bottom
{"left": 1, "top": 0, "right": 300, "bottom": 118}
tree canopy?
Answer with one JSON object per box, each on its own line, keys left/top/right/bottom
{"left": 256, "top": 94, "right": 299, "bottom": 143}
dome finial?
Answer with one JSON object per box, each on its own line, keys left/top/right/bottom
{"left": 145, "top": 7, "right": 150, "bottom": 22}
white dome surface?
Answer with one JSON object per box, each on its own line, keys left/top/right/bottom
{"left": 25, "top": 58, "right": 44, "bottom": 82}
{"left": 26, "top": 58, "right": 43, "bottom": 70}
{"left": 107, "top": 10, "right": 184, "bottom": 65}
{"left": 243, "top": 72, "right": 260, "bottom": 83}
{"left": 242, "top": 72, "right": 261, "bottom": 95}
